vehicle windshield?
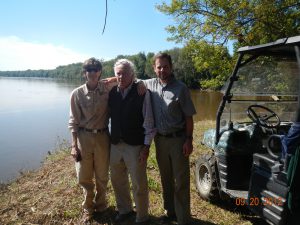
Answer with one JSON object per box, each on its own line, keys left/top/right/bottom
{"left": 221, "top": 52, "right": 300, "bottom": 124}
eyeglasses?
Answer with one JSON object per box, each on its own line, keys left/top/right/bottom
{"left": 86, "top": 68, "right": 99, "bottom": 73}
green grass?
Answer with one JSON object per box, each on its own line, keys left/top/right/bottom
{"left": 0, "top": 121, "right": 266, "bottom": 225}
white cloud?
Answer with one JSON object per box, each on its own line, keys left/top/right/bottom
{"left": 0, "top": 36, "right": 89, "bottom": 71}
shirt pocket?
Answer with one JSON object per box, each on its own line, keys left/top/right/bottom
{"left": 163, "top": 92, "right": 179, "bottom": 114}
{"left": 79, "top": 95, "right": 93, "bottom": 109}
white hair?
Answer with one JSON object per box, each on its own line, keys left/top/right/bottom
{"left": 114, "top": 58, "right": 136, "bottom": 77}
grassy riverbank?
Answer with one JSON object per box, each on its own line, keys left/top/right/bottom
{"left": 0, "top": 121, "right": 266, "bottom": 225}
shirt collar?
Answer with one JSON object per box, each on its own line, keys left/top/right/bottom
{"left": 83, "top": 82, "right": 100, "bottom": 95}
{"left": 158, "top": 74, "right": 176, "bottom": 87}
{"left": 118, "top": 81, "right": 134, "bottom": 98}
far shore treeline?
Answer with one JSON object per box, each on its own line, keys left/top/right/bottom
{"left": 0, "top": 47, "right": 233, "bottom": 90}
{"left": 1, "top": 1, "right": 299, "bottom": 91}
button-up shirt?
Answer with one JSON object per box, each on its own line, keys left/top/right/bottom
{"left": 68, "top": 81, "right": 115, "bottom": 133}
{"left": 144, "top": 77, "right": 196, "bottom": 134}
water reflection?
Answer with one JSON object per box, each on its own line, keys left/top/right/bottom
{"left": 0, "top": 77, "right": 81, "bottom": 183}
{"left": 190, "top": 90, "right": 223, "bottom": 121}
{"left": 0, "top": 77, "right": 222, "bottom": 182}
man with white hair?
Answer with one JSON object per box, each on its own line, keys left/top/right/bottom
{"left": 108, "top": 59, "right": 156, "bottom": 224}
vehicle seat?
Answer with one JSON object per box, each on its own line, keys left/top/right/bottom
{"left": 253, "top": 134, "right": 287, "bottom": 184}
{"left": 252, "top": 153, "right": 278, "bottom": 172}
{"left": 227, "top": 129, "right": 251, "bottom": 152}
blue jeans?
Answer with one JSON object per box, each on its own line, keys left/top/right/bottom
{"left": 281, "top": 122, "right": 300, "bottom": 157}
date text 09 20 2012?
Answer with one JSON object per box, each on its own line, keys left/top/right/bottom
{"left": 235, "top": 197, "right": 284, "bottom": 207}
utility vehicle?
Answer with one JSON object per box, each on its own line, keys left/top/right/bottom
{"left": 195, "top": 36, "right": 300, "bottom": 225}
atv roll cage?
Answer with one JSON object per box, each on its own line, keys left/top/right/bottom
{"left": 196, "top": 35, "right": 300, "bottom": 225}
{"left": 215, "top": 36, "right": 300, "bottom": 145}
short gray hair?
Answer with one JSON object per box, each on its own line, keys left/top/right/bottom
{"left": 114, "top": 59, "right": 136, "bottom": 77}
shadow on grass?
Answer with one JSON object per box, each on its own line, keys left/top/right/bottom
{"left": 189, "top": 217, "right": 217, "bottom": 225}
{"left": 92, "top": 206, "right": 218, "bottom": 225}
{"left": 206, "top": 197, "right": 268, "bottom": 225}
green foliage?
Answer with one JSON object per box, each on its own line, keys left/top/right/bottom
{"left": 0, "top": 47, "right": 229, "bottom": 90}
{"left": 0, "top": 63, "right": 83, "bottom": 80}
{"left": 101, "top": 59, "right": 115, "bottom": 78}
{"left": 1, "top": 1, "right": 299, "bottom": 91}
{"left": 129, "top": 52, "right": 150, "bottom": 79}
{"left": 145, "top": 52, "right": 156, "bottom": 78}
{"left": 0, "top": 50, "right": 204, "bottom": 88}
{"left": 157, "top": 0, "right": 300, "bottom": 46}
{"left": 102, "top": 52, "right": 153, "bottom": 79}
{"left": 156, "top": 0, "right": 300, "bottom": 89}
{"left": 185, "top": 40, "right": 233, "bottom": 90}
{"left": 165, "top": 47, "right": 201, "bottom": 89}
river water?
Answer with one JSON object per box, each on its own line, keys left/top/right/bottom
{"left": 0, "top": 77, "right": 222, "bottom": 183}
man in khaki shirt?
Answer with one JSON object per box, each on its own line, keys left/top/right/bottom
{"left": 68, "top": 57, "right": 115, "bottom": 222}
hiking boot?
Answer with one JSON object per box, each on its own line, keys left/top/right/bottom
{"left": 114, "top": 210, "right": 135, "bottom": 223}
{"left": 160, "top": 214, "right": 177, "bottom": 223}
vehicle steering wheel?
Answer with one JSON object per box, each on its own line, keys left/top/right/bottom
{"left": 247, "top": 105, "right": 281, "bottom": 128}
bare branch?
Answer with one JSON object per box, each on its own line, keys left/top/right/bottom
{"left": 101, "top": 0, "right": 108, "bottom": 35}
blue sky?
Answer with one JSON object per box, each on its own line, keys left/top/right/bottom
{"left": 0, "top": 0, "right": 181, "bottom": 71}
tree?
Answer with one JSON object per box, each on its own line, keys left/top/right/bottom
{"left": 157, "top": 0, "right": 300, "bottom": 46}
{"left": 166, "top": 47, "right": 201, "bottom": 88}
{"left": 185, "top": 40, "right": 232, "bottom": 90}
{"left": 129, "top": 52, "right": 149, "bottom": 79}
{"left": 145, "top": 52, "right": 155, "bottom": 78}
{"left": 102, "top": 59, "right": 115, "bottom": 78}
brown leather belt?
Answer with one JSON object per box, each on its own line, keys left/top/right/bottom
{"left": 157, "top": 129, "right": 185, "bottom": 138}
{"left": 79, "top": 127, "right": 108, "bottom": 134}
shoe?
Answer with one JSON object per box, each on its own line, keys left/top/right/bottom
{"left": 94, "top": 207, "right": 109, "bottom": 215}
{"left": 94, "top": 207, "right": 111, "bottom": 220}
{"left": 135, "top": 220, "right": 149, "bottom": 225}
{"left": 135, "top": 216, "right": 149, "bottom": 224}
{"left": 160, "top": 214, "right": 177, "bottom": 223}
{"left": 114, "top": 210, "right": 135, "bottom": 222}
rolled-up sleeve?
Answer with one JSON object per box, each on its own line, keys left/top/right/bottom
{"left": 142, "top": 90, "right": 156, "bottom": 145}
{"left": 68, "top": 90, "right": 80, "bottom": 133}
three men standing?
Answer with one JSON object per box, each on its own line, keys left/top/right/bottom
{"left": 69, "top": 54, "right": 196, "bottom": 225}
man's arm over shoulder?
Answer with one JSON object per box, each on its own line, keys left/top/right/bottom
{"left": 137, "top": 78, "right": 156, "bottom": 92}
{"left": 101, "top": 77, "right": 118, "bottom": 92}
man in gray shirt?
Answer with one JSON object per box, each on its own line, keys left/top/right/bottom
{"left": 143, "top": 53, "right": 196, "bottom": 225}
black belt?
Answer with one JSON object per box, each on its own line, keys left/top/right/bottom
{"left": 157, "top": 129, "right": 185, "bottom": 138}
{"left": 79, "top": 127, "right": 108, "bottom": 134}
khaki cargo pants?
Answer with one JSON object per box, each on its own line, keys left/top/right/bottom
{"left": 75, "top": 130, "right": 110, "bottom": 215}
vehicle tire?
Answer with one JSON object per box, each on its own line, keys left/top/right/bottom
{"left": 195, "top": 154, "right": 220, "bottom": 202}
